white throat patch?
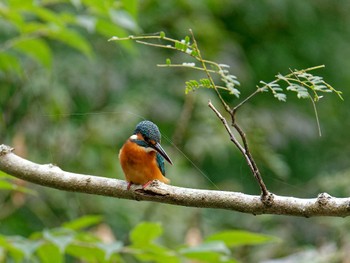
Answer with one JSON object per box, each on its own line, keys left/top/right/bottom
{"left": 130, "top": 134, "right": 156, "bottom": 153}
{"left": 144, "top": 147, "right": 156, "bottom": 153}
{"left": 130, "top": 134, "right": 138, "bottom": 140}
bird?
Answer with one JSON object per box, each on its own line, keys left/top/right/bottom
{"left": 119, "top": 120, "right": 173, "bottom": 190}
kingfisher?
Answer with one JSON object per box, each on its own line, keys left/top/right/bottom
{"left": 119, "top": 120, "right": 173, "bottom": 190}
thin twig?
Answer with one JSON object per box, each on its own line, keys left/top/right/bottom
{"left": 308, "top": 94, "right": 322, "bottom": 137}
{"left": 189, "top": 30, "right": 232, "bottom": 114}
{"left": 208, "top": 101, "right": 245, "bottom": 153}
{"left": 233, "top": 88, "right": 264, "bottom": 114}
{"left": 157, "top": 63, "right": 217, "bottom": 73}
{"left": 261, "top": 65, "right": 326, "bottom": 95}
{"left": 231, "top": 121, "right": 269, "bottom": 197}
{"left": 208, "top": 101, "right": 270, "bottom": 198}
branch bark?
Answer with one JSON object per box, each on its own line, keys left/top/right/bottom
{"left": 1, "top": 144, "right": 350, "bottom": 217}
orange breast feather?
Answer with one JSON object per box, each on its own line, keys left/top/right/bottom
{"left": 119, "top": 140, "right": 170, "bottom": 185}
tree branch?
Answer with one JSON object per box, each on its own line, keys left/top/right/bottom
{"left": 1, "top": 144, "right": 349, "bottom": 217}
{"left": 208, "top": 101, "right": 270, "bottom": 198}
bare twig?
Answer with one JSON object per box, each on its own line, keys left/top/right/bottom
{"left": 208, "top": 102, "right": 270, "bottom": 198}
{"left": 208, "top": 101, "right": 245, "bottom": 154}
{"left": 233, "top": 88, "right": 264, "bottom": 114}
{"left": 308, "top": 94, "right": 322, "bottom": 137}
{"left": 1, "top": 144, "right": 349, "bottom": 217}
{"left": 231, "top": 121, "right": 269, "bottom": 197}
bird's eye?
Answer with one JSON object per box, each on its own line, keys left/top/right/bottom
{"left": 143, "top": 136, "right": 149, "bottom": 142}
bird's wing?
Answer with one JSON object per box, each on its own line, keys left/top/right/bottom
{"left": 156, "top": 153, "right": 166, "bottom": 176}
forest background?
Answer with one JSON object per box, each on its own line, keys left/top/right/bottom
{"left": 1, "top": 1, "right": 350, "bottom": 262}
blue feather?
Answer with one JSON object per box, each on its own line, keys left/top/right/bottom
{"left": 156, "top": 153, "right": 166, "bottom": 176}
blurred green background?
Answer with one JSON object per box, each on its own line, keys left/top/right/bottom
{"left": 1, "top": 0, "right": 350, "bottom": 262}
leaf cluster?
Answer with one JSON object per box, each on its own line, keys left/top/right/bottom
{"left": 110, "top": 32, "right": 241, "bottom": 98}
{"left": 110, "top": 31, "right": 342, "bottom": 107}
{"left": 0, "top": 0, "right": 138, "bottom": 75}
{"left": 259, "top": 66, "right": 343, "bottom": 102}
{"left": 0, "top": 217, "right": 277, "bottom": 263}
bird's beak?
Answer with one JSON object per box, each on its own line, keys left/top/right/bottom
{"left": 153, "top": 142, "right": 173, "bottom": 165}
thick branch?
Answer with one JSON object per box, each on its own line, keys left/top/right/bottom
{"left": 0, "top": 145, "right": 349, "bottom": 217}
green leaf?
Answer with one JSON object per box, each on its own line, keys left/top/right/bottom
{"left": 0, "top": 5, "right": 24, "bottom": 29}
{"left": 8, "top": 0, "right": 34, "bottom": 10}
{"left": 0, "top": 53, "right": 21, "bottom": 74}
{"left": 121, "top": 0, "right": 139, "bottom": 18}
{"left": 48, "top": 28, "right": 93, "bottom": 58}
{"left": 0, "top": 178, "right": 36, "bottom": 195}
{"left": 274, "top": 93, "right": 287, "bottom": 102}
{"left": 180, "top": 241, "right": 235, "bottom": 263}
{"left": 110, "top": 9, "right": 139, "bottom": 32}
{"left": 76, "top": 15, "right": 97, "bottom": 33}
{"left": 175, "top": 41, "right": 185, "bottom": 51}
{"left": 180, "top": 241, "right": 230, "bottom": 255}
{"left": 96, "top": 18, "right": 127, "bottom": 38}
{"left": 130, "top": 222, "right": 163, "bottom": 246}
{"left": 132, "top": 243, "right": 179, "bottom": 263}
{"left": 43, "top": 229, "right": 75, "bottom": 253}
{"left": 0, "top": 180, "right": 16, "bottom": 190}
{"left": 0, "top": 171, "right": 12, "bottom": 179}
{"left": 97, "top": 241, "right": 123, "bottom": 261}
{"left": 97, "top": 20, "right": 135, "bottom": 52}
{"left": 66, "top": 243, "right": 106, "bottom": 263}
{"left": 12, "top": 38, "right": 52, "bottom": 68}
{"left": 185, "top": 79, "right": 200, "bottom": 94}
{"left": 36, "top": 243, "right": 63, "bottom": 263}
{"left": 78, "top": 0, "right": 102, "bottom": 13}
{"left": 30, "top": 6, "right": 64, "bottom": 26}
{"left": 128, "top": 223, "right": 172, "bottom": 262}
{"left": 190, "top": 48, "right": 199, "bottom": 57}
{"left": 62, "top": 215, "right": 103, "bottom": 230}
{"left": 200, "top": 78, "right": 211, "bottom": 88}
{"left": 286, "top": 84, "right": 309, "bottom": 99}
{"left": 8, "top": 236, "right": 42, "bottom": 260}
{"left": 205, "top": 230, "right": 279, "bottom": 247}
{"left": 20, "top": 21, "right": 47, "bottom": 34}
{"left": 0, "top": 235, "right": 25, "bottom": 262}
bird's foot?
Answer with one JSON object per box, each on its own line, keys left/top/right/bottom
{"left": 127, "top": 181, "right": 133, "bottom": 190}
{"left": 127, "top": 181, "right": 158, "bottom": 190}
{"left": 142, "top": 181, "right": 153, "bottom": 189}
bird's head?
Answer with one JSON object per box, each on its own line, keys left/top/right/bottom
{"left": 130, "top": 120, "right": 173, "bottom": 165}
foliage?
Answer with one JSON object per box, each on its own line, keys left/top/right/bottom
{"left": 0, "top": 171, "right": 35, "bottom": 195}
{"left": 0, "top": 0, "right": 138, "bottom": 74}
{"left": 0, "top": 217, "right": 277, "bottom": 263}
{"left": 259, "top": 66, "right": 343, "bottom": 103}
{"left": 110, "top": 32, "right": 342, "bottom": 105}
